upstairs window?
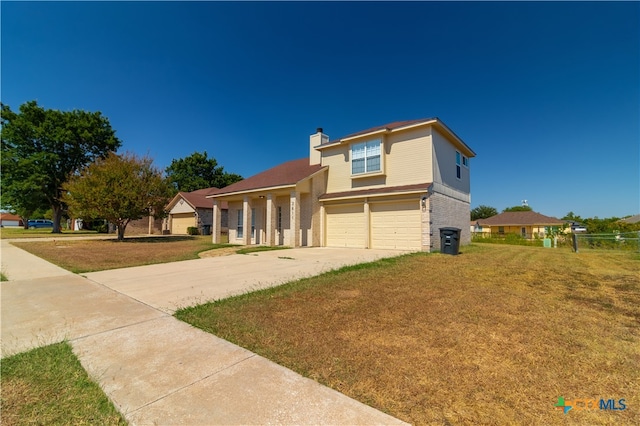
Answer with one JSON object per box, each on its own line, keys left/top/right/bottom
{"left": 352, "top": 139, "right": 381, "bottom": 175}
{"left": 456, "top": 151, "right": 468, "bottom": 179}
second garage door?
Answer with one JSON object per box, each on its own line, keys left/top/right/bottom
{"left": 171, "top": 213, "right": 195, "bottom": 235}
{"left": 325, "top": 204, "right": 365, "bottom": 248}
{"left": 370, "top": 201, "right": 421, "bottom": 250}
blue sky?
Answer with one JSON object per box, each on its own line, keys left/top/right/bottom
{"left": 2, "top": 1, "right": 638, "bottom": 219}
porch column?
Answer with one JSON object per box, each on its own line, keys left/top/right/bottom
{"left": 320, "top": 204, "right": 325, "bottom": 247}
{"left": 266, "top": 193, "right": 276, "bottom": 246}
{"left": 290, "top": 191, "right": 300, "bottom": 247}
{"left": 212, "top": 199, "right": 221, "bottom": 243}
{"left": 243, "top": 196, "right": 252, "bottom": 245}
{"left": 364, "top": 198, "right": 370, "bottom": 249}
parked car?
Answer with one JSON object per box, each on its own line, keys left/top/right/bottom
{"left": 27, "top": 219, "right": 54, "bottom": 229}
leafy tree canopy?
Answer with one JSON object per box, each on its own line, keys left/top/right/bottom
{"left": 503, "top": 205, "right": 533, "bottom": 212}
{"left": 562, "top": 211, "right": 584, "bottom": 223}
{"left": 63, "top": 152, "right": 173, "bottom": 241}
{"left": 165, "top": 151, "right": 242, "bottom": 192}
{"left": 1, "top": 101, "right": 121, "bottom": 232}
{"left": 471, "top": 205, "right": 498, "bottom": 220}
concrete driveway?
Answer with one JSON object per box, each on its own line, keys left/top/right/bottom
{"left": 85, "top": 247, "right": 408, "bottom": 313}
{"left": 2, "top": 241, "right": 410, "bottom": 425}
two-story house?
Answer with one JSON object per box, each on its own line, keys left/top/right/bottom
{"left": 209, "top": 118, "right": 475, "bottom": 251}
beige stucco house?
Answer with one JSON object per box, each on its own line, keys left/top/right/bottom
{"left": 166, "top": 188, "right": 228, "bottom": 235}
{"left": 209, "top": 118, "right": 475, "bottom": 251}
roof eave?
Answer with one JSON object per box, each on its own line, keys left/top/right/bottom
{"left": 321, "top": 188, "right": 428, "bottom": 202}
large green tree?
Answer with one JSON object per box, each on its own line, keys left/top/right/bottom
{"left": 503, "top": 205, "right": 533, "bottom": 212}
{"left": 1, "top": 101, "right": 121, "bottom": 233}
{"left": 63, "top": 152, "right": 172, "bottom": 241}
{"left": 471, "top": 205, "right": 498, "bottom": 220}
{"left": 165, "top": 151, "right": 242, "bottom": 192}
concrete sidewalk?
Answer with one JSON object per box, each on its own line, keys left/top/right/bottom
{"left": 1, "top": 240, "right": 409, "bottom": 425}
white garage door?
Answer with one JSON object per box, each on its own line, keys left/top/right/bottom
{"left": 171, "top": 213, "right": 195, "bottom": 235}
{"left": 325, "top": 204, "right": 365, "bottom": 248}
{"left": 370, "top": 201, "right": 421, "bottom": 250}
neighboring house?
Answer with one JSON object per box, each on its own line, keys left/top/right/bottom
{"left": 479, "top": 211, "right": 565, "bottom": 239}
{"left": 166, "top": 187, "right": 228, "bottom": 235}
{"left": 470, "top": 220, "right": 491, "bottom": 236}
{"left": 0, "top": 213, "right": 23, "bottom": 227}
{"left": 127, "top": 216, "right": 164, "bottom": 235}
{"left": 619, "top": 214, "right": 640, "bottom": 224}
{"left": 565, "top": 221, "right": 587, "bottom": 233}
{"left": 209, "top": 118, "right": 476, "bottom": 251}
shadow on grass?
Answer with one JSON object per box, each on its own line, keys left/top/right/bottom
{"left": 106, "top": 236, "right": 201, "bottom": 243}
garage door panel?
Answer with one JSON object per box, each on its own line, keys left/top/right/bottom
{"left": 371, "top": 201, "right": 421, "bottom": 250}
{"left": 172, "top": 213, "right": 195, "bottom": 235}
{"left": 325, "top": 205, "right": 365, "bottom": 248}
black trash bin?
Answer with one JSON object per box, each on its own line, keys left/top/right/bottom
{"left": 202, "top": 225, "right": 211, "bottom": 236}
{"left": 439, "top": 227, "right": 461, "bottom": 255}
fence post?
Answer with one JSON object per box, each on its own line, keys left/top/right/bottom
{"left": 572, "top": 233, "right": 579, "bottom": 253}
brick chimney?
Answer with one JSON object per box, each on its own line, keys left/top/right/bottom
{"left": 309, "top": 127, "right": 328, "bottom": 165}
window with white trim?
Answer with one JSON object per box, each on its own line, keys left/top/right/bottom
{"left": 237, "top": 210, "right": 243, "bottom": 238}
{"left": 456, "top": 151, "right": 469, "bottom": 179}
{"left": 352, "top": 139, "right": 381, "bottom": 175}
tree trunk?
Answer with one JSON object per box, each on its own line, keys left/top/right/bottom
{"left": 117, "top": 224, "right": 126, "bottom": 241}
{"left": 51, "top": 204, "right": 63, "bottom": 233}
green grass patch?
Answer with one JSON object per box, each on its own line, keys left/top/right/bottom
{"left": 1, "top": 272, "right": 8, "bottom": 281}
{"left": 0, "top": 342, "right": 126, "bottom": 425}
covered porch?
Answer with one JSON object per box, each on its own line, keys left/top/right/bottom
{"left": 209, "top": 167, "right": 326, "bottom": 248}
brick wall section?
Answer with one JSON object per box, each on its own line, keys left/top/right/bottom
{"left": 421, "top": 197, "right": 432, "bottom": 251}
{"left": 196, "top": 208, "right": 213, "bottom": 232}
{"left": 428, "top": 191, "right": 471, "bottom": 251}
{"left": 127, "top": 217, "right": 163, "bottom": 235}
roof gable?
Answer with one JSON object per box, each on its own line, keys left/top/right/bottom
{"left": 212, "top": 158, "right": 325, "bottom": 196}
{"left": 481, "top": 211, "right": 564, "bottom": 226}
{"left": 336, "top": 118, "right": 435, "bottom": 141}
{"left": 166, "top": 187, "right": 226, "bottom": 211}
{"left": 318, "top": 117, "right": 475, "bottom": 158}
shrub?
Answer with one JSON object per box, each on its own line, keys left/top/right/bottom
{"left": 93, "top": 223, "right": 108, "bottom": 233}
{"left": 187, "top": 226, "right": 200, "bottom": 235}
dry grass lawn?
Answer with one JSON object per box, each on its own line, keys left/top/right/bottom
{"left": 13, "top": 235, "right": 230, "bottom": 273}
{"left": 177, "top": 244, "right": 639, "bottom": 425}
